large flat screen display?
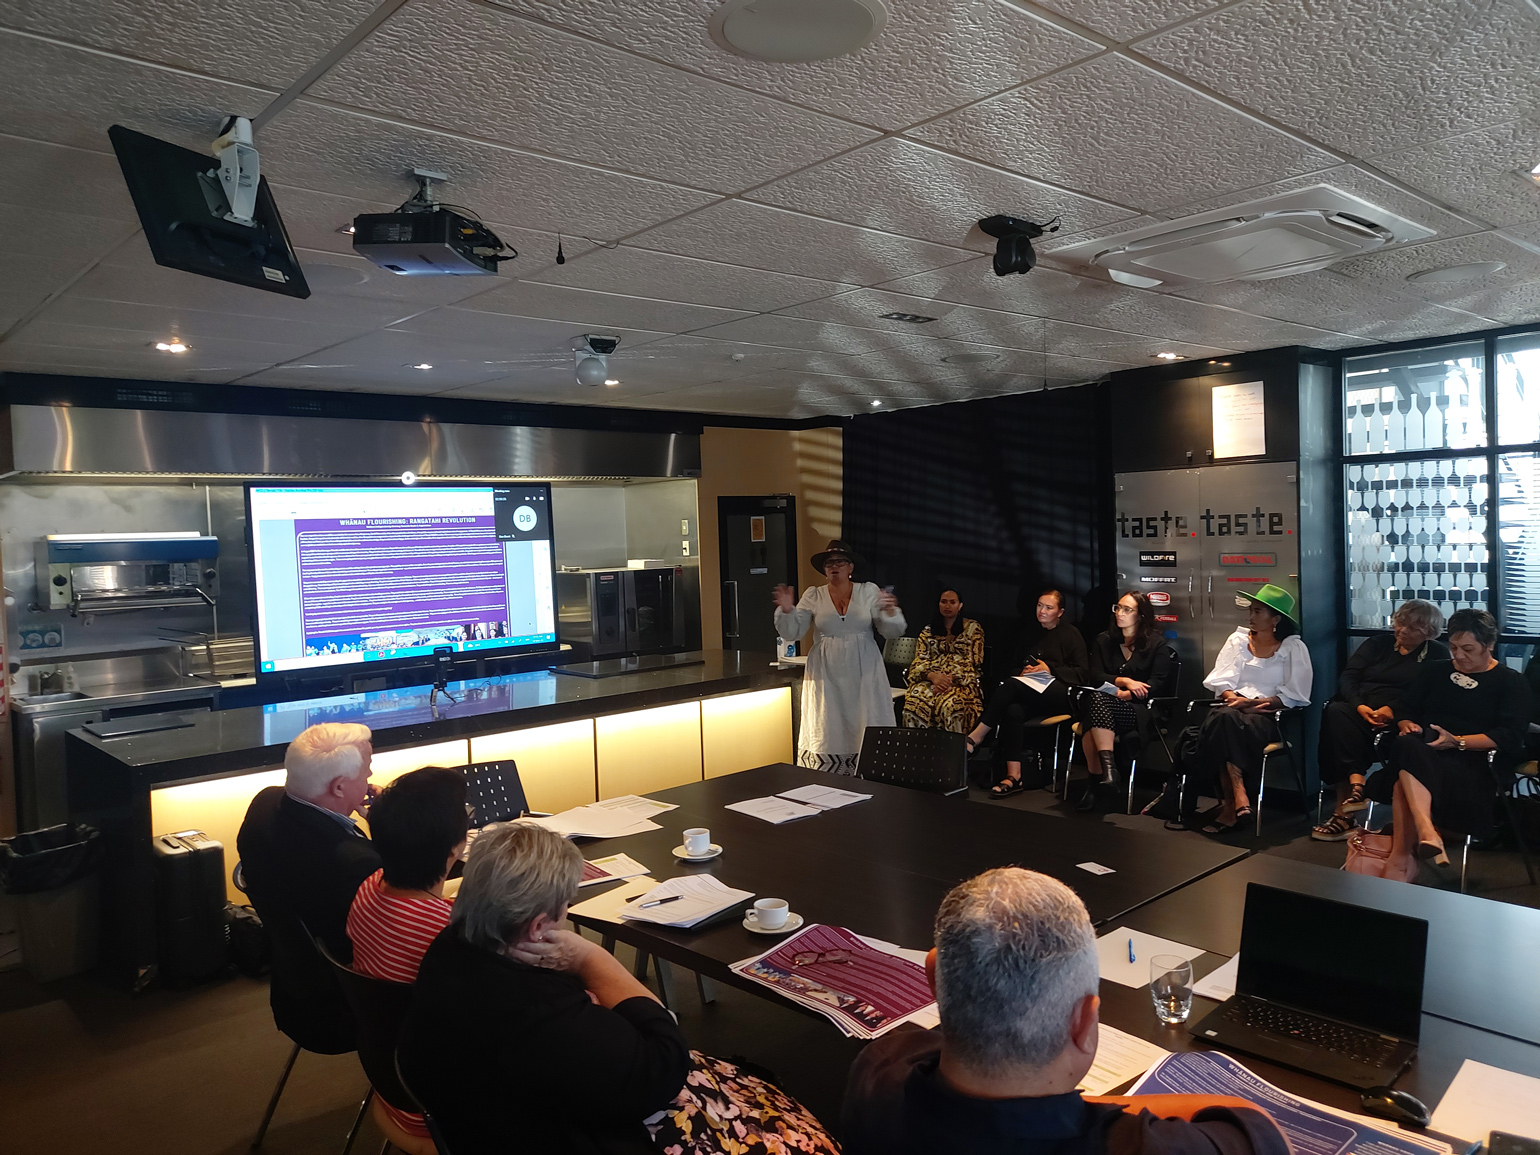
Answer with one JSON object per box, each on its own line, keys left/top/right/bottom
{"left": 248, "top": 484, "right": 557, "bottom": 676}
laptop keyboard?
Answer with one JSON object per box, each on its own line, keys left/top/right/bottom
{"left": 1219, "top": 997, "right": 1401, "bottom": 1067}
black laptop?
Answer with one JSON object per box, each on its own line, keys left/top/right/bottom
{"left": 1188, "top": 883, "right": 1428, "bottom": 1089}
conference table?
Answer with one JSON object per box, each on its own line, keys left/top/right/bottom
{"left": 567, "top": 763, "right": 1540, "bottom": 1131}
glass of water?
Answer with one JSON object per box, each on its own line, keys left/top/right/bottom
{"left": 1150, "top": 955, "right": 1194, "bottom": 1024}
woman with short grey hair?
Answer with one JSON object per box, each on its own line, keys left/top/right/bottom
{"left": 1313, "top": 599, "right": 1448, "bottom": 841}
{"left": 400, "top": 823, "right": 839, "bottom": 1154}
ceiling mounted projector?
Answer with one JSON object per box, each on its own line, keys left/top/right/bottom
{"left": 352, "top": 169, "right": 516, "bottom": 276}
{"left": 1051, "top": 185, "right": 1435, "bottom": 288}
{"left": 708, "top": 0, "right": 888, "bottom": 62}
{"left": 574, "top": 334, "right": 620, "bottom": 386}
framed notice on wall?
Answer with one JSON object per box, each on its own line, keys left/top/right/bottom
{"left": 1212, "top": 381, "right": 1266, "bottom": 458}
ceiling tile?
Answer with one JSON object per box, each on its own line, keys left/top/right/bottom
{"left": 0, "top": 31, "right": 273, "bottom": 153}
{"left": 526, "top": 245, "right": 853, "bottom": 313}
{"left": 1372, "top": 122, "right": 1540, "bottom": 229}
{"left": 23, "top": 294, "right": 381, "bottom": 353}
{"left": 457, "top": 280, "right": 751, "bottom": 334}
{"left": 10, "top": 318, "right": 329, "bottom": 362}
{"left": 909, "top": 54, "right": 1337, "bottom": 211}
{"left": 746, "top": 138, "right": 1138, "bottom": 250}
{"left": 1430, "top": 277, "right": 1540, "bottom": 326}
{"left": 484, "top": 0, "right": 1101, "bottom": 129}
{"left": 0, "top": 338, "right": 271, "bottom": 380}
{"left": 255, "top": 101, "right": 722, "bottom": 242}
{"left": 0, "top": 0, "right": 383, "bottom": 89}
{"left": 1029, "top": 0, "right": 1225, "bottom": 41}
{"left": 776, "top": 288, "right": 1012, "bottom": 342}
{"left": 1136, "top": 0, "right": 1540, "bottom": 158}
{"left": 0, "top": 136, "right": 140, "bottom": 221}
{"left": 685, "top": 313, "right": 912, "bottom": 355}
{"left": 1330, "top": 231, "right": 1540, "bottom": 301}
{"left": 627, "top": 199, "right": 975, "bottom": 284}
{"left": 382, "top": 306, "right": 672, "bottom": 354}
{"left": 308, "top": 0, "right": 877, "bottom": 192}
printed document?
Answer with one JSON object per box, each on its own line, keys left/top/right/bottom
{"left": 1012, "top": 671, "right": 1055, "bottom": 693}
{"left": 1078, "top": 1026, "right": 1170, "bottom": 1095}
{"left": 1430, "top": 1060, "right": 1540, "bottom": 1145}
{"left": 620, "top": 875, "right": 754, "bottom": 929}
{"left": 1096, "top": 930, "right": 1205, "bottom": 988}
{"left": 776, "top": 784, "right": 873, "bottom": 810}
{"left": 522, "top": 805, "right": 661, "bottom": 839}
{"left": 726, "top": 796, "right": 823, "bottom": 824}
{"left": 579, "top": 854, "right": 651, "bottom": 887}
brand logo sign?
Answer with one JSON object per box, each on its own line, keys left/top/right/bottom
{"left": 1118, "top": 507, "right": 1290, "bottom": 538}
{"left": 1139, "top": 576, "right": 1178, "bottom": 583}
{"left": 1219, "top": 552, "right": 1277, "bottom": 566}
{"left": 1139, "top": 550, "right": 1177, "bottom": 567}
{"left": 1147, "top": 592, "right": 1171, "bottom": 607}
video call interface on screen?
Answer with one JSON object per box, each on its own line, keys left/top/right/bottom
{"left": 249, "top": 484, "right": 557, "bottom": 674}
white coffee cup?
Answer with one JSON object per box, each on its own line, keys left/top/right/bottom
{"left": 683, "top": 827, "right": 711, "bottom": 856}
{"left": 750, "top": 898, "right": 789, "bottom": 930}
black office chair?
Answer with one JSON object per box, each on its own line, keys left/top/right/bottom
{"left": 461, "top": 760, "right": 533, "bottom": 825}
{"left": 394, "top": 1051, "right": 455, "bottom": 1155}
{"left": 1445, "top": 751, "right": 1539, "bottom": 894}
{"left": 236, "top": 867, "right": 372, "bottom": 1154}
{"left": 1070, "top": 655, "right": 1183, "bottom": 814}
{"left": 858, "top": 725, "right": 968, "bottom": 795}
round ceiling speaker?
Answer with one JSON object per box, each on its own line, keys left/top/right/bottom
{"left": 708, "top": 0, "right": 888, "bottom": 63}
{"left": 1406, "top": 261, "right": 1506, "bottom": 283}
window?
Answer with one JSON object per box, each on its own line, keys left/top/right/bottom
{"left": 1342, "top": 328, "right": 1540, "bottom": 643}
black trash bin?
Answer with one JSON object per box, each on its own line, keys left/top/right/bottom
{"left": 0, "top": 824, "right": 104, "bottom": 983}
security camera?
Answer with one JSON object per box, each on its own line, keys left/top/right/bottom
{"left": 977, "top": 214, "right": 1059, "bottom": 277}
{"left": 573, "top": 334, "right": 620, "bottom": 386}
{"left": 579, "top": 334, "right": 620, "bottom": 355}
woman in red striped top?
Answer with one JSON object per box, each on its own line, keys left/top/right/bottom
{"left": 346, "top": 767, "right": 469, "bottom": 1150}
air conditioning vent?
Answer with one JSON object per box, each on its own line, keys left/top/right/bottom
{"left": 1051, "top": 185, "right": 1434, "bottom": 288}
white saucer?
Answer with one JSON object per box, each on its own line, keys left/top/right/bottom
{"left": 673, "top": 843, "right": 723, "bottom": 861}
{"left": 743, "top": 912, "right": 803, "bottom": 935}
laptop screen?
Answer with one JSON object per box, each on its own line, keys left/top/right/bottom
{"left": 1237, "top": 884, "right": 1428, "bottom": 1042}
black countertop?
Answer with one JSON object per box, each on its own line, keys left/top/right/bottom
{"left": 68, "top": 650, "right": 793, "bottom": 788}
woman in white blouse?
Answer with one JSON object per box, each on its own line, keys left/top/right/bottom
{"left": 1193, "top": 584, "right": 1313, "bottom": 834}
{"left": 773, "top": 540, "right": 906, "bottom": 775}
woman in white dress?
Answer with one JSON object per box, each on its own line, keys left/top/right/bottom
{"left": 773, "top": 540, "right": 906, "bottom": 775}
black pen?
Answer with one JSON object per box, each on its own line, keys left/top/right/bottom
{"left": 638, "top": 895, "right": 684, "bottom": 909}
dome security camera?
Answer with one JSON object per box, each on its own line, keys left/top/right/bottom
{"left": 575, "top": 354, "right": 609, "bottom": 386}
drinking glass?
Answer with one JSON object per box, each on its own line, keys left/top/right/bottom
{"left": 1150, "top": 955, "right": 1193, "bottom": 1024}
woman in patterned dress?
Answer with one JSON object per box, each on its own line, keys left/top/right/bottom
{"left": 902, "top": 589, "right": 984, "bottom": 734}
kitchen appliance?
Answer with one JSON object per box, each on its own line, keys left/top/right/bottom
{"left": 556, "top": 567, "right": 699, "bottom": 660}
{"left": 36, "top": 532, "right": 219, "bottom": 615}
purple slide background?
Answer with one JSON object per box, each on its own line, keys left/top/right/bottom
{"left": 294, "top": 517, "right": 509, "bottom": 641}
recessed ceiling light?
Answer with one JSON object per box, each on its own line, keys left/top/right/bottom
{"left": 870, "top": 399, "right": 882, "bottom": 407}
{"left": 878, "top": 311, "right": 937, "bottom": 324}
{"left": 154, "top": 340, "right": 189, "bottom": 353}
{"left": 605, "top": 379, "right": 620, "bottom": 386}
{"left": 337, "top": 223, "right": 356, "bottom": 235}
{"left": 1406, "top": 262, "right": 1506, "bottom": 283}
{"left": 411, "top": 363, "right": 433, "bottom": 370}
{"left": 1154, "top": 352, "right": 1183, "bottom": 360}
{"left": 941, "top": 351, "right": 1000, "bottom": 365}
{"left": 1525, "top": 161, "right": 1540, "bottom": 185}
{"left": 1207, "top": 359, "right": 1232, "bottom": 367}
{"left": 708, "top": 0, "right": 888, "bottom": 63}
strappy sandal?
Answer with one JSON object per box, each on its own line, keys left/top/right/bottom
{"left": 989, "top": 776, "right": 1024, "bottom": 798}
{"left": 1311, "top": 813, "right": 1356, "bottom": 842}
{"left": 1200, "top": 817, "right": 1240, "bottom": 835}
{"left": 1341, "top": 781, "right": 1369, "bottom": 813}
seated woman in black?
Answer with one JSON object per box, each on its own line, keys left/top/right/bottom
{"left": 1311, "top": 599, "right": 1446, "bottom": 842}
{"left": 966, "top": 589, "right": 1089, "bottom": 798}
{"left": 1368, "top": 609, "right": 1533, "bottom": 882}
{"left": 1073, "top": 592, "right": 1174, "bottom": 812}
{"left": 400, "top": 822, "right": 839, "bottom": 1155}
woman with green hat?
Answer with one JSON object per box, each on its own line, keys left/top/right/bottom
{"left": 1190, "top": 583, "right": 1313, "bottom": 835}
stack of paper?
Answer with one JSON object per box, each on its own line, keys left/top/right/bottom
{"left": 619, "top": 875, "right": 755, "bottom": 928}
{"left": 1192, "top": 954, "right": 1240, "bottom": 1002}
{"left": 730, "top": 924, "right": 938, "bottom": 1039}
{"left": 522, "top": 804, "right": 662, "bottom": 839}
{"left": 568, "top": 876, "right": 657, "bottom": 922}
{"left": 1430, "top": 1060, "right": 1540, "bottom": 1145}
{"left": 1078, "top": 1026, "right": 1170, "bottom": 1095}
{"left": 775, "top": 784, "right": 873, "bottom": 810}
{"left": 725, "top": 796, "right": 823, "bottom": 824}
{"left": 579, "top": 853, "right": 651, "bottom": 887}
{"left": 1012, "top": 671, "right": 1055, "bottom": 693}
{"left": 588, "top": 794, "right": 679, "bottom": 819}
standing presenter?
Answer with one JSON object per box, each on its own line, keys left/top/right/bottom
{"left": 773, "top": 540, "right": 906, "bottom": 775}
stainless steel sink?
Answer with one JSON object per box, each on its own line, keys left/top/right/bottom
{"left": 17, "top": 691, "right": 90, "bottom": 703}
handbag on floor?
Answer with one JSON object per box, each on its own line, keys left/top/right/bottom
{"left": 1343, "top": 828, "right": 1394, "bottom": 877}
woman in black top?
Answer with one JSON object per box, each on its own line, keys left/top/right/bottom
{"left": 1367, "top": 609, "right": 1533, "bottom": 881}
{"left": 967, "top": 589, "right": 1090, "bottom": 798}
{"left": 1311, "top": 600, "right": 1447, "bottom": 842}
{"left": 1073, "top": 592, "right": 1174, "bottom": 811}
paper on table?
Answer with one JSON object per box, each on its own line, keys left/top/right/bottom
{"left": 1096, "top": 929, "right": 1205, "bottom": 988}
{"left": 1193, "top": 954, "right": 1240, "bottom": 1002}
{"left": 579, "top": 853, "right": 651, "bottom": 887}
{"left": 725, "top": 796, "right": 823, "bottom": 824}
{"left": 568, "top": 876, "right": 658, "bottom": 922}
{"left": 621, "top": 875, "right": 755, "bottom": 928}
{"left": 1012, "top": 671, "right": 1055, "bottom": 693}
{"left": 522, "top": 805, "right": 662, "bottom": 839}
{"left": 777, "top": 784, "right": 873, "bottom": 810}
{"left": 1430, "top": 1059, "right": 1540, "bottom": 1144}
{"left": 588, "top": 794, "right": 679, "bottom": 818}
{"left": 1078, "top": 1025, "right": 1170, "bottom": 1095}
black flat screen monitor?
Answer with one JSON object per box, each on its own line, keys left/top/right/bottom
{"left": 108, "top": 124, "right": 310, "bottom": 298}
{"left": 1238, "top": 883, "right": 1427, "bottom": 1042}
{"left": 248, "top": 483, "right": 558, "bottom": 677}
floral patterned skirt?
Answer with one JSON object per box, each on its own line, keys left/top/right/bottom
{"left": 652, "top": 1052, "right": 840, "bottom": 1154}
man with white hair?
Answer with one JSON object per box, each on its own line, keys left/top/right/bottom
{"left": 237, "top": 722, "right": 382, "bottom": 960}
{"left": 842, "top": 868, "right": 1288, "bottom": 1155}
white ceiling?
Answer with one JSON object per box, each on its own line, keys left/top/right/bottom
{"left": 1, "top": 0, "right": 1538, "bottom": 419}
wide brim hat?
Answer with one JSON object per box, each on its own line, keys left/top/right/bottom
{"left": 1241, "top": 583, "right": 1298, "bottom": 624}
{"left": 810, "top": 539, "right": 866, "bottom": 574}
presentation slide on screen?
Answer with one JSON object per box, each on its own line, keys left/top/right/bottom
{"left": 250, "top": 485, "right": 556, "bottom": 674}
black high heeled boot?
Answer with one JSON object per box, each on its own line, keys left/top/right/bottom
{"left": 1075, "top": 750, "right": 1117, "bottom": 811}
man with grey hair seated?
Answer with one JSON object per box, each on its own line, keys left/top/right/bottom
{"left": 842, "top": 868, "right": 1288, "bottom": 1155}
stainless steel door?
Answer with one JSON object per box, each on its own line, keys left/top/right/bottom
{"left": 1114, "top": 469, "right": 1203, "bottom": 697}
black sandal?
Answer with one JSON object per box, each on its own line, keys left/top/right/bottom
{"left": 989, "top": 776, "right": 1024, "bottom": 798}
{"left": 1341, "top": 781, "right": 1369, "bottom": 813}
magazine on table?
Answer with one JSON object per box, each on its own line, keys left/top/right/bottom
{"left": 730, "top": 924, "right": 937, "bottom": 1039}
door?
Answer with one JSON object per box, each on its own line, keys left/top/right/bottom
{"left": 718, "top": 496, "right": 797, "bottom": 655}
{"left": 1114, "top": 469, "right": 1203, "bottom": 698}
{"left": 629, "top": 569, "right": 679, "bottom": 654}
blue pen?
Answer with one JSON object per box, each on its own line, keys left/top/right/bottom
{"left": 1127, "top": 938, "right": 1136, "bottom": 964}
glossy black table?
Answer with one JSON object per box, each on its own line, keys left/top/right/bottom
{"left": 1116, "top": 853, "right": 1540, "bottom": 1046}
{"left": 569, "top": 764, "right": 1245, "bottom": 989}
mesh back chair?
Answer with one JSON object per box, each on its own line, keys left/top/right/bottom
{"left": 858, "top": 726, "right": 968, "bottom": 795}
{"left": 394, "top": 1052, "right": 455, "bottom": 1155}
{"left": 1444, "top": 751, "right": 1539, "bottom": 894}
{"left": 461, "top": 760, "right": 533, "bottom": 825}
{"left": 1070, "top": 654, "right": 1182, "bottom": 814}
